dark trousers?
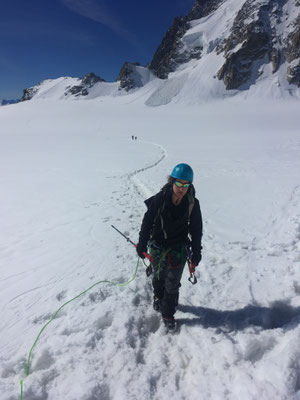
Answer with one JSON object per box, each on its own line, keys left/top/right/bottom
{"left": 150, "top": 244, "right": 186, "bottom": 318}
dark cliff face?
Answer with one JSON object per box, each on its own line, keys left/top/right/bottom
{"left": 217, "top": 0, "right": 300, "bottom": 90}
{"left": 217, "top": 0, "right": 273, "bottom": 90}
{"left": 148, "top": 17, "right": 189, "bottom": 79}
{"left": 115, "top": 62, "right": 141, "bottom": 91}
{"left": 285, "top": 15, "right": 300, "bottom": 86}
{"left": 149, "top": 0, "right": 224, "bottom": 79}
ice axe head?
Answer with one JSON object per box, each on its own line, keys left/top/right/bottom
{"left": 188, "top": 274, "right": 197, "bottom": 285}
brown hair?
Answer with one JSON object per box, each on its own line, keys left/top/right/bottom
{"left": 167, "top": 175, "right": 174, "bottom": 185}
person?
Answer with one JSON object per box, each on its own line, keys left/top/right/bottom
{"left": 136, "top": 163, "right": 203, "bottom": 330}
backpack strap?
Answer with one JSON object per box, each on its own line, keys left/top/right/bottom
{"left": 187, "top": 193, "right": 195, "bottom": 224}
{"left": 159, "top": 201, "right": 168, "bottom": 240}
{"left": 152, "top": 189, "right": 168, "bottom": 240}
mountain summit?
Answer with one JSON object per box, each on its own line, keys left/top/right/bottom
{"left": 20, "top": 0, "right": 300, "bottom": 105}
{"left": 149, "top": 0, "right": 300, "bottom": 89}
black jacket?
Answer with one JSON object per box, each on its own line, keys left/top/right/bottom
{"left": 138, "top": 184, "right": 203, "bottom": 265}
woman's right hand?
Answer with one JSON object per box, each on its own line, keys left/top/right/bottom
{"left": 136, "top": 243, "right": 146, "bottom": 259}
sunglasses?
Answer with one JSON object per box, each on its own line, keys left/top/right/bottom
{"left": 174, "top": 181, "right": 190, "bottom": 188}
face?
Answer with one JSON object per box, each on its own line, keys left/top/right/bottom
{"left": 172, "top": 179, "right": 190, "bottom": 201}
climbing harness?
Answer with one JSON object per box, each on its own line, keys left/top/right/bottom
{"left": 148, "top": 242, "right": 170, "bottom": 280}
{"left": 148, "top": 241, "right": 196, "bottom": 284}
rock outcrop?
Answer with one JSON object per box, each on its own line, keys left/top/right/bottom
{"left": 115, "top": 62, "right": 154, "bottom": 91}
{"left": 115, "top": 62, "right": 141, "bottom": 91}
{"left": 21, "top": 85, "right": 40, "bottom": 101}
{"left": 64, "top": 72, "right": 105, "bottom": 97}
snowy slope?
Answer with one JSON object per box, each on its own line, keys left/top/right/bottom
{"left": 0, "top": 96, "right": 300, "bottom": 400}
{"left": 24, "top": 70, "right": 157, "bottom": 102}
{"left": 28, "top": 77, "right": 80, "bottom": 100}
{"left": 25, "top": 77, "right": 121, "bottom": 101}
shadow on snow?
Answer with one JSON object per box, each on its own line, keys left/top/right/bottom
{"left": 177, "top": 301, "right": 300, "bottom": 331}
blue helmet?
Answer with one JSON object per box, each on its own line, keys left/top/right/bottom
{"left": 171, "top": 163, "right": 194, "bottom": 182}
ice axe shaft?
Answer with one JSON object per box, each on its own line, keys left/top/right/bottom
{"left": 187, "top": 260, "right": 197, "bottom": 285}
{"left": 111, "top": 225, "right": 153, "bottom": 261}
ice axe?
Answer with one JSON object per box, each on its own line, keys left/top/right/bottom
{"left": 187, "top": 260, "right": 197, "bottom": 284}
{"left": 186, "top": 245, "right": 198, "bottom": 285}
{"left": 111, "top": 225, "right": 154, "bottom": 268}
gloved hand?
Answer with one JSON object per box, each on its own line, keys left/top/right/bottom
{"left": 191, "top": 252, "right": 202, "bottom": 267}
{"left": 136, "top": 243, "right": 146, "bottom": 259}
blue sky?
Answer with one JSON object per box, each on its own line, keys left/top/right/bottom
{"left": 0, "top": 0, "right": 195, "bottom": 100}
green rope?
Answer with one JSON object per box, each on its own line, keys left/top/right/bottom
{"left": 19, "top": 257, "right": 140, "bottom": 400}
{"left": 147, "top": 246, "right": 169, "bottom": 280}
{"left": 20, "top": 379, "right": 23, "bottom": 399}
{"left": 147, "top": 244, "right": 186, "bottom": 280}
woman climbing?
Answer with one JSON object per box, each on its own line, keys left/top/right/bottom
{"left": 136, "top": 163, "right": 203, "bottom": 330}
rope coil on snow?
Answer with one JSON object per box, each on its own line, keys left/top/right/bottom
{"left": 19, "top": 258, "right": 140, "bottom": 400}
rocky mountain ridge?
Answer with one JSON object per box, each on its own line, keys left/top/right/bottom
{"left": 19, "top": 0, "right": 300, "bottom": 104}
{"left": 21, "top": 73, "right": 105, "bottom": 101}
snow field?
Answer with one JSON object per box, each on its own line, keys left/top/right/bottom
{"left": 0, "top": 98, "right": 300, "bottom": 399}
